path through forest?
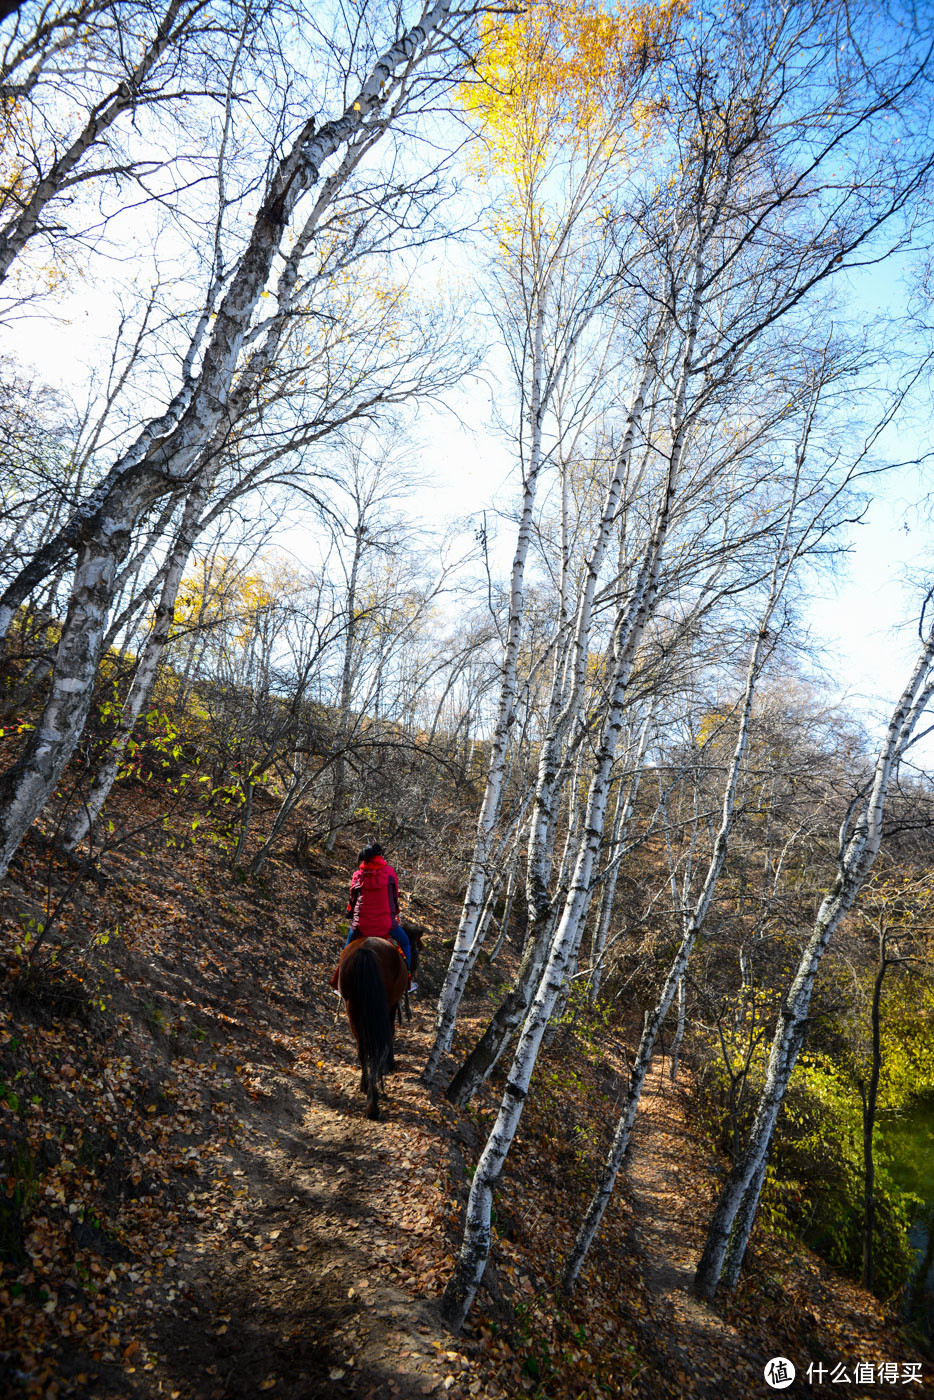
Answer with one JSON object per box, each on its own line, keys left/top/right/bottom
{"left": 2, "top": 825, "right": 922, "bottom": 1400}
{"left": 625, "top": 1066, "right": 766, "bottom": 1396}
{"left": 137, "top": 992, "right": 492, "bottom": 1400}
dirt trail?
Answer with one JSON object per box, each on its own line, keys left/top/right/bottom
{"left": 623, "top": 1064, "right": 768, "bottom": 1397}
{"left": 4, "top": 814, "right": 924, "bottom": 1400}
{"left": 143, "top": 997, "right": 497, "bottom": 1400}
{"left": 623, "top": 1067, "right": 905, "bottom": 1400}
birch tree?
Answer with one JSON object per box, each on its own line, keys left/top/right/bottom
{"left": 0, "top": 0, "right": 472, "bottom": 879}
{"left": 440, "top": 511, "right": 681, "bottom": 1327}
{"left": 693, "top": 596, "right": 934, "bottom": 1298}
{"left": 586, "top": 709, "right": 653, "bottom": 1004}
{"left": 562, "top": 480, "right": 804, "bottom": 1291}
{"left": 424, "top": 0, "right": 681, "bottom": 1082}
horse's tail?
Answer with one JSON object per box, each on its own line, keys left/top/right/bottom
{"left": 348, "top": 944, "right": 391, "bottom": 1087}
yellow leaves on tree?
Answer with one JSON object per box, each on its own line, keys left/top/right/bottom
{"left": 0, "top": 95, "right": 31, "bottom": 221}
{"left": 461, "top": 0, "right": 683, "bottom": 180}
{"left": 695, "top": 709, "right": 729, "bottom": 749}
{"left": 172, "top": 553, "right": 302, "bottom": 651}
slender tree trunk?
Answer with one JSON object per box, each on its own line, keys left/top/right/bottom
{"left": 445, "top": 860, "right": 562, "bottom": 1107}
{"left": 488, "top": 857, "right": 518, "bottom": 962}
{"left": 563, "top": 597, "right": 774, "bottom": 1293}
{"left": 424, "top": 297, "right": 550, "bottom": 1084}
{"left": 693, "top": 621, "right": 934, "bottom": 1299}
{"left": 325, "top": 524, "right": 364, "bottom": 852}
{"left": 232, "top": 779, "right": 255, "bottom": 870}
{"left": 247, "top": 767, "right": 311, "bottom": 876}
{"left": 443, "top": 357, "right": 661, "bottom": 1102}
{"left": 61, "top": 481, "right": 209, "bottom": 849}
{"left": 0, "top": 479, "right": 154, "bottom": 874}
{"left": 669, "top": 973, "right": 686, "bottom": 1082}
{"left": 445, "top": 744, "right": 584, "bottom": 1106}
{"left": 861, "top": 935, "right": 888, "bottom": 1292}
{"left": 588, "top": 711, "right": 653, "bottom": 1004}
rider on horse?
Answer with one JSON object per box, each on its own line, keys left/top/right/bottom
{"left": 338, "top": 842, "right": 416, "bottom": 990}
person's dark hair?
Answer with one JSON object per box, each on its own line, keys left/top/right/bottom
{"left": 358, "top": 841, "right": 384, "bottom": 865}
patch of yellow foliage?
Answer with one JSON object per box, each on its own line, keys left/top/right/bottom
{"left": 460, "top": 0, "right": 683, "bottom": 171}
{"left": 173, "top": 552, "right": 304, "bottom": 650}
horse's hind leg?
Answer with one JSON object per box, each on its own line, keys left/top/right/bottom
{"left": 366, "top": 1073, "right": 379, "bottom": 1120}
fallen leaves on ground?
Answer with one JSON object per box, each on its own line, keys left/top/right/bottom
{"left": 0, "top": 782, "right": 927, "bottom": 1399}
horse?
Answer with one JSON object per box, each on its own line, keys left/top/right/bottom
{"left": 337, "top": 936, "right": 408, "bottom": 1119}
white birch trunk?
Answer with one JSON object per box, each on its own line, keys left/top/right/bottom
{"left": 0, "top": 0, "right": 455, "bottom": 877}
{"left": 444, "top": 737, "right": 585, "bottom": 1106}
{"left": 61, "top": 479, "right": 210, "bottom": 850}
{"left": 669, "top": 973, "right": 686, "bottom": 1082}
{"left": 0, "top": 477, "right": 155, "bottom": 874}
{"left": 440, "top": 595, "right": 655, "bottom": 1328}
{"left": 588, "top": 711, "right": 653, "bottom": 1004}
{"left": 325, "top": 524, "right": 365, "bottom": 851}
{"left": 693, "top": 619, "right": 934, "bottom": 1298}
{"left": 440, "top": 331, "right": 702, "bottom": 1322}
{"left": 524, "top": 357, "right": 657, "bottom": 941}
{"left": 424, "top": 296, "right": 549, "bottom": 1083}
{"left": 487, "top": 857, "right": 518, "bottom": 962}
{"left": 562, "top": 612, "right": 770, "bottom": 1290}
{"left": 442, "top": 361, "right": 661, "bottom": 1103}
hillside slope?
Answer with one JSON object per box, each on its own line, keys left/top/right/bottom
{"left": 0, "top": 781, "right": 927, "bottom": 1400}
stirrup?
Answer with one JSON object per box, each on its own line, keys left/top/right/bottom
{"left": 409, "top": 980, "right": 418, "bottom": 994}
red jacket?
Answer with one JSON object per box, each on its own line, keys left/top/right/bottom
{"left": 346, "top": 856, "right": 399, "bottom": 937}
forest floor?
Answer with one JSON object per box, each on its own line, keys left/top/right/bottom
{"left": 0, "top": 780, "right": 929, "bottom": 1400}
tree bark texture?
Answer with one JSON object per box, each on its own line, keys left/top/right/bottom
{"left": 0, "top": 0, "right": 455, "bottom": 878}
{"left": 693, "top": 620, "right": 934, "bottom": 1299}
{"left": 424, "top": 296, "right": 549, "bottom": 1083}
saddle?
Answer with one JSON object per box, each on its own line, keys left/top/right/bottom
{"left": 329, "top": 930, "right": 408, "bottom": 990}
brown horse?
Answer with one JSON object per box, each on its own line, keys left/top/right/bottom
{"left": 337, "top": 936, "right": 408, "bottom": 1119}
